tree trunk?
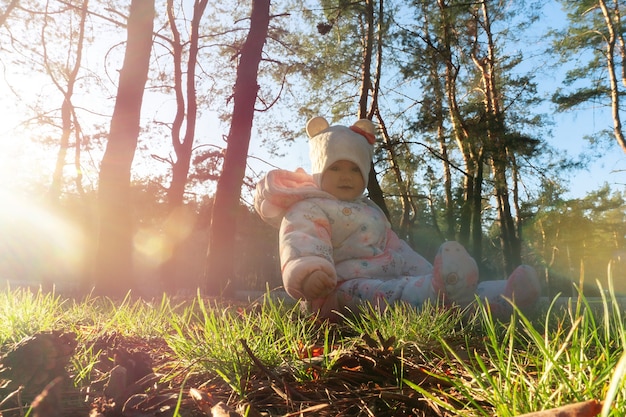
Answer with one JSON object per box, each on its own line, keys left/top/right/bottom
{"left": 160, "top": 0, "right": 208, "bottom": 293}
{"left": 48, "top": 0, "right": 88, "bottom": 201}
{"left": 93, "top": 0, "right": 154, "bottom": 296}
{"left": 205, "top": 0, "right": 270, "bottom": 297}
{"left": 434, "top": 75, "right": 455, "bottom": 241}
{"left": 598, "top": 0, "right": 626, "bottom": 153}
{"left": 611, "top": 0, "right": 626, "bottom": 87}
{"left": 50, "top": 98, "right": 72, "bottom": 201}
{"left": 471, "top": 157, "right": 484, "bottom": 267}
{"left": 359, "top": 0, "right": 390, "bottom": 219}
{"left": 166, "top": 0, "right": 208, "bottom": 209}
{"left": 471, "top": 0, "right": 520, "bottom": 273}
{"left": 358, "top": 0, "right": 374, "bottom": 118}
{"left": 438, "top": 0, "right": 477, "bottom": 248}
{"left": 376, "top": 110, "right": 411, "bottom": 238}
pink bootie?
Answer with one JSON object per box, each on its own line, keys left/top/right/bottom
{"left": 477, "top": 265, "right": 541, "bottom": 320}
{"left": 432, "top": 241, "right": 479, "bottom": 306}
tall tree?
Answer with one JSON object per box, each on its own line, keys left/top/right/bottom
{"left": 426, "top": 0, "right": 485, "bottom": 251}
{"left": 597, "top": 0, "right": 626, "bottom": 152}
{"left": 205, "top": 0, "right": 270, "bottom": 296}
{"left": 553, "top": 0, "right": 626, "bottom": 153}
{"left": 157, "top": 0, "right": 208, "bottom": 293}
{"left": 402, "top": 0, "right": 472, "bottom": 243}
{"left": 360, "top": 0, "right": 390, "bottom": 218}
{"left": 468, "top": 1, "right": 521, "bottom": 272}
{"left": 46, "top": 0, "right": 89, "bottom": 200}
{"left": 1, "top": 0, "right": 96, "bottom": 198}
{"left": 93, "top": 0, "right": 154, "bottom": 296}
{"left": 165, "top": 0, "right": 208, "bottom": 209}
{"left": 395, "top": 0, "right": 544, "bottom": 273}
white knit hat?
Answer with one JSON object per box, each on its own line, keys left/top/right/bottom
{"left": 306, "top": 116, "right": 376, "bottom": 187}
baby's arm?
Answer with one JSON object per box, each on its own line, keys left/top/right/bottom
{"left": 279, "top": 200, "right": 338, "bottom": 300}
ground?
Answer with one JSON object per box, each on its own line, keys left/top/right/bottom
{"left": 0, "top": 325, "right": 470, "bottom": 417}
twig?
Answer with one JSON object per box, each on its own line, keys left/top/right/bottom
{"left": 239, "top": 339, "right": 311, "bottom": 403}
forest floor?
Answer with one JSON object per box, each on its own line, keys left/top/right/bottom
{"left": 0, "top": 290, "right": 615, "bottom": 417}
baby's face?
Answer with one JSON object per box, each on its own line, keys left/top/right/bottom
{"left": 320, "top": 160, "right": 365, "bottom": 201}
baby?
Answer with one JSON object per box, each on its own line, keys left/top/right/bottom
{"left": 255, "top": 117, "right": 540, "bottom": 321}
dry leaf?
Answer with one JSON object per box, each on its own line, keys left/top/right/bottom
{"left": 211, "top": 401, "right": 241, "bottom": 417}
{"left": 189, "top": 387, "right": 213, "bottom": 414}
{"left": 515, "top": 399, "right": 602, "bottom": 417}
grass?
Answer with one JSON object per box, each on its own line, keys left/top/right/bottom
{"left": 0, "top": 283, "right": 625, "bottom": 416}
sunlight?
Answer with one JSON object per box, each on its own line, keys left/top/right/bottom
{"left": 133, "top": 205, "right": 196, "bottom": 267}
{"left": 0, "top": 110, "right": 62, "bottom": 193}
{"left": 133, "top": 228, "right": 168, "bottom": 268}
{"left": 0, "top": 187, "right": 86, "bottom": 291}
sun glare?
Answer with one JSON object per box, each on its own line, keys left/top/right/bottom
{"left": 0, "top": 187, "right": 86, "bottom": 291}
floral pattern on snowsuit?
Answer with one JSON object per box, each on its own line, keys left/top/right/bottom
{"left": 280, "top": 196, "right": 437, "bottom": 315}
{"left": 254, "top": 169, "right": 469, "bottom": 319}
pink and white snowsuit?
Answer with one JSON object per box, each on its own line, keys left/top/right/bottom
{"left": 255, "top": 169, "right": 487, "bottom": 319}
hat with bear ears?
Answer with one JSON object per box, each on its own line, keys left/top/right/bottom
{"left": 307, "top": 116, "right": 376, "bottom": 187}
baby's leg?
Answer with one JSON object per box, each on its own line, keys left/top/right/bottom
{"left": 432, "top": 241, "right": 479, "bottom": 306}
{"left": 312, "top": 275, "right": 438, "bottom": 320}
{"left": 338, "top": 276, "right": 440, "bottom": 311}
{"left": 476, "top": 265, "right": 541, "bottom": 320}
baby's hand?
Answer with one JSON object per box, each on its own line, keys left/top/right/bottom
{"left": 302, "top": 270, "right": 335, "bottom": 300}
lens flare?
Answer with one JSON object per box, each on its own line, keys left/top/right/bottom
{"left": 133, "top": 205, "right": 196, "bottom": 267}
{"left": 0, "top": 188, "right": 85, "bottom": 291}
